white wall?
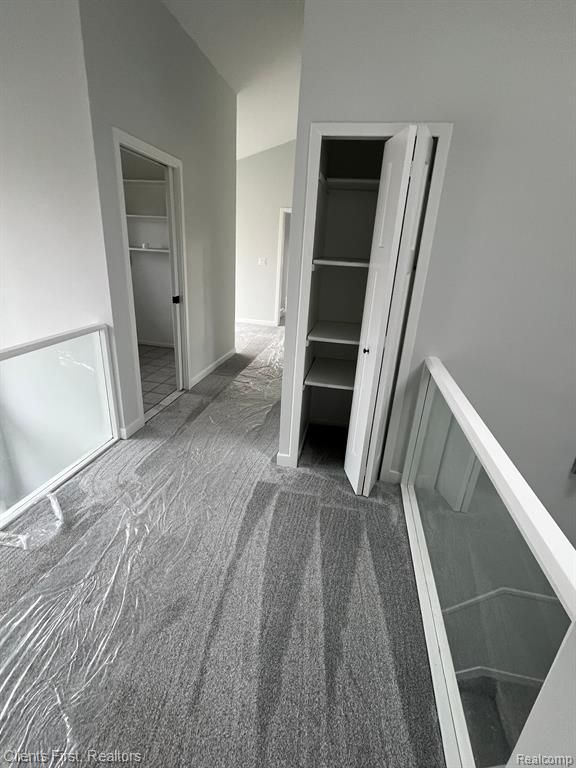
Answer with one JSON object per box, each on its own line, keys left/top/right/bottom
{"left": 79, "top": 0, "right": 236, "bottom": 432}
{"left": 162, "top": 0, "right": 303, "bottom": 159}
{"left": 281, "top": 0, "right": 576, "bottom": 542}
{"left": 236, "top": 141, "right": 295, "bottom": 324}
{"left": 0, "top": 0, "right": 112, "bottom": 349}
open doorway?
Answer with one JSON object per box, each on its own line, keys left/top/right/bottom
{"left": 116, "top": 136, "right": 187, "bottom": 421}
{"left": 278, "top": 122, "right": 452, "bottom": 499}
{"left": 275, "top": 207, "right": 291, "bottom": 326}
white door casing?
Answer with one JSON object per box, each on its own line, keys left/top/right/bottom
{"left": 344, "top": 124, "right": 417, "bottom": 493}
{"left": 362, "top": 125, "right": 434, "bottom": 495}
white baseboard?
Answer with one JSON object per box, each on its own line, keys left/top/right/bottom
{"left": 137, "top": 340, "right": 174, "bottom": 348}
{"left": 119, "top": 414, "right": 145, "bottom": 439}
{"left": 276, "top": 452, "right": 297, "bottom": 468}
{"left": 236, "top": 318, "right": 278, "bottom": 327}
{"left": 188, "top": 348, "right": 236, "bottom": 388}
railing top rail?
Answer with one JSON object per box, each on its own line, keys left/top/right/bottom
{"left": 0, "top": 324, "right": 109, "bottom": 362}
{"left": 425, "top": 356, "right": 576, "bottom": 620}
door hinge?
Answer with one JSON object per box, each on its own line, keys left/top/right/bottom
{"left": 172, "top": 295, "right": 181, "bottom": 304}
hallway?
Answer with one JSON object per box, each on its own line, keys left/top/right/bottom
{"left": 0, "top": 324, "right": 443, "bottom": 768}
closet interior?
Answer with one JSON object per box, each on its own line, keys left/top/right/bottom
{"left": 120, "top": 148, "right": 179, "bottom": 414}
{"left": 301, "top": 138, "right": 386, "bottom": 451}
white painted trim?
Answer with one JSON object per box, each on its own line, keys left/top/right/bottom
{"left": 187, "top": 348, "right": 236, "bottom": 388}
{"left": 443, "top": 586, "right": 559, "bottom": 616}
{"left": 380, "top": 124, "right": 453, "bottom": 481}
{"left": 113, "top": 129, "right": 184, "bottom": 170}
{"left": 236, "top": 318, "right": 278, "bottom": 327}
{"left": 425, "top": 356, "right": 576, "bottom": 621}
{"left": 401, "top": 484, "right": 473, "bottom": 768}
{"left": 0, "top": 323, "right": 108, "bottom": 361}
{"left": 276, "top": 452, "right": 297, "bottom": 468}
{"left": 166, "top": 163, "right": 190, "bottom": 390}
{"left": 111, "top": 128, "right": 190, "bottom": 436}
{"left": 119, "top": 415, "right": 146, "bottom": 439}
{"left": 286, "top": 123, "right": 328, "bottom": 462}
{"left": 274, "top": 207, "right": 292, "bottom": 326}
{"left": 98, "top": 326, "right": 121, "bottom": 441}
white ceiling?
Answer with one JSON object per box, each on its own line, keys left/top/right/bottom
{"left": 163, "top": 0, "right": 304, "bottom": 159}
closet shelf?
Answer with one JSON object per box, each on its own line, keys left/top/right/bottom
{"left": 123, "top": 179, "right": 166, "bottom": 184}
{"left": 307, "top": 321, "right": 361, "bottom": 346}
{"left": 126, "top": 214, "right": 167, "bottom": 220}
{"left": 129, "top": 247, "right": 170, "bottom": 253}
{"left": 325, "top": 177, "right": 379, "bottom": 190}
{"left": 312, "top": 259, "right": 369, "bottom": 269}
{"left": 304, "top": 358, "right": 356, "bottom": 391}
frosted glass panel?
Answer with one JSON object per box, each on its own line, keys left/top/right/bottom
{"left": 0, "top": 331, "right": 113, "bottom": 514}
{"left": 413, "top": 383, "right": 570, "bottom": 768}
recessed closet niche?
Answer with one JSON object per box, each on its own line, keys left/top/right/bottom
{"left": 302, "top": 138, "right": 385, "bottom": 444}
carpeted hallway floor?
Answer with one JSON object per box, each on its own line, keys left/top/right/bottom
{"left": 0, "top": 324, "right": 444, "bottom": 768}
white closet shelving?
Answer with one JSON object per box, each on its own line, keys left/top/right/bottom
{"left": 300, "top": 138, "right": 386, "bottom": 439}
{"left": 312, "top": 259, "right": 369, "bottom": 269}
{"left": 123, "top": 179, "right": 166, "bottom": 184}
{"left": 122, "top": 149, "right": 171, "bottom": 253}
{"left": 307, "top": 321, "right": 361, "bottom": 345}
{"left": 126, "top": 214, "right": 167, "bottom": 220}
{"left": 129, "top": 247, "right": 170, "bottom": 253}
{"left": 304, "top": 358, "right": 356, "bottom": 390}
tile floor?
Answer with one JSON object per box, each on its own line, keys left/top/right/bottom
{"left": 138, "top": 344, "right": 177, "bottom": 412}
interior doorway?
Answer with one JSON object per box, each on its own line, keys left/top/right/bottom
{"left": 278, "top": 122, "right": 452, "bottom": 498}
{"left": 275, "top": 207, "right": 292, "bottom": 326}
{"left": 114, "top": 131, "right": 188, "bottom": 422}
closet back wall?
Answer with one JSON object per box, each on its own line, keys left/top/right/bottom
{"left": 79, "top": 0, "right": 236, "bottom": 434}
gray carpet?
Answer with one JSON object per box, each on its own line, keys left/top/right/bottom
{"left": 0, "top": 325, "right": 444, "bottom": 768}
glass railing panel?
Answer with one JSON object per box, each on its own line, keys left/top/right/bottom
{"left": 412, "top": 380, "right": 571, "bottom": 768}
{"left": 0, "top": 329, "right": 114, "bottom": 520}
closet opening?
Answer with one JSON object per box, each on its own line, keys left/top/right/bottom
{"left": 119, "top": 144, "right": 186, "bottom": 420}
{"left": 302, "top": 138, "right": 385, "bottom": 458}
{"left": 280, "top": 122, "right": 452, "bottom": 496}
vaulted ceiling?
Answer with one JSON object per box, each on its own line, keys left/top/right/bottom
{"left": 163, "top": 0, "right": 304, "bottom": 158}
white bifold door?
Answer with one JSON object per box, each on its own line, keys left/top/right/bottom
{"left": 345, "top": 125, "right": 433, "bottom": 494}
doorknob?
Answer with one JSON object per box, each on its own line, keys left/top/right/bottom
{"left": 363, "top": 347, "right": 369, "bottom": 354}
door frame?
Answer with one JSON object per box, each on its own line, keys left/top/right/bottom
{"left": 112, "top": 128, "right": 189, "bottom": 427}
{"left": 279, "top": 122, "right": 452, "bottom": 487}
{"left": 275, "top": 207, "right": 292, "bottom": 326}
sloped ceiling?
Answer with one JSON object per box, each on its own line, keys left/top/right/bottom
{"left": 163, "top": 0, "right": 303, "bottom": 158}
